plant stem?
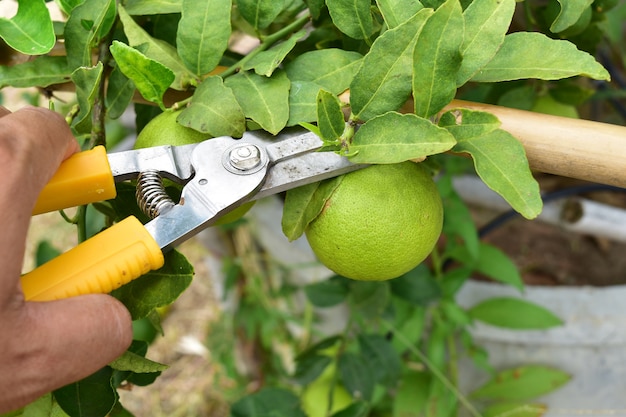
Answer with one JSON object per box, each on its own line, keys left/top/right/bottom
{"left": 76, "top": 205, "right": 88, "bottom": 243}
{"left": 220, "top": 13, "right": 311, "bottom": 78}
{"left": 88, "top": 30, "right": 114, "bottom": 149}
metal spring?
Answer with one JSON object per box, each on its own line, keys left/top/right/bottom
{"left": 136, "top": 170, "right": 175, "bottom": 218}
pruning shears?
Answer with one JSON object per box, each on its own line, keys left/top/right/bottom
{"left": 21, "top": 100, "right": 626, "bottom": 302}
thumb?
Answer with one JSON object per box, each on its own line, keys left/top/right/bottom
{"left": 0, "top": 294, "right": 132, "bottom": 412}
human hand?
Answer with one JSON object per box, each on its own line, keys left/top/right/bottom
{"left": 0, "top": 106, "right": 132, "bottom": 413}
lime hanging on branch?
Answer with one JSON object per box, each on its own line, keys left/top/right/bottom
{"left": 305, "top": 162, "right": 443, "bottom": 281}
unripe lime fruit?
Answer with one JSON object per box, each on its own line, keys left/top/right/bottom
{"left": 134, "top": 109, "right": 254, "bottom": 224}
{"left": 134, "top": 109, "right": 208, "bottom": 149}
{"left": 305, "top": 162, "right": 443, "bottom": 281}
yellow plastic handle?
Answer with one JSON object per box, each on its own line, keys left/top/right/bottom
{"left": 21, "top": 216, "right": 164, "bottom": 301}
{"left": 33, "top": 146, "right": 117, "bottom": 215}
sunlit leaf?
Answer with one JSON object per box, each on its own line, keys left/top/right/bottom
{"left": 109, "top": 41, "right": 175, "bottom": 110}
{"left": 177, "top": 75, "right": 246, "bottom": 137}
{"left": 109, "top": 351, "right": 168, "bottom": 373}
{"left": 0, "top": 56, "right": 70, "bottom": 89}
{"left": 550, "top": 0, "right": 593, "bottom": 33}
{"left": 105, "top": 66, "right": 135, "bottom": 120}
{"left": 393, "top": 371, "right": 431, "bottom": 416}
{"left": 326, "top": 0, "right": 375, "bottom": 39}
{"left": 456, "top": 0, "right": 515, "bottom": 85}
{"left": 70, "top": 63, "right": 103, "bottom": 134}
{"left": 224, "top": 70, "right": 290, "bottom": 135}
{"left": 0, "top": 0, "right": 55, "bottom": 55}
{"left": 285, "top": 49, "right": 363, "bottom": 95}
{"left": 471, "top": 365, "right": 571, "bottom": 401}
{"left": 412, "top": 0, "right": 464, "bottom": 118}
{"left": 470, "top": 32, "right": 610, "bottom": 82}
{"left": 125, "top": 0, "right": 182, "bottom": 14}
{"left": 350, "top": 9, "right": 432, "bottom": 121}
{"left": 483, "top": 402, "right": 547, "bottom": 417}
{"left": 468, "top": 297, "right": 564, "bottom": 329}
{"left": 316, "top": 90, "right": 346, "bottom": 143}
{"left": 64, "top": 0, "right": 116, "bottom": 69}
{"left": 177, "top": 0, "right": 231, "bottom": 76}
{"left": 349, "top": 112, "right": 455, "bottom": 163}
{"left": 287, "top": 80, "right": 322, "bottom": 126}
{"left": 243, "top": 31, "right": 306, "bottom": 77}
{"left": 375, "top": 0, "right": 424, "bottom": 28}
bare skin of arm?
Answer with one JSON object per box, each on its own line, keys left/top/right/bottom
{"left": 0, "top": 106, "right": 132, "bottom": 413}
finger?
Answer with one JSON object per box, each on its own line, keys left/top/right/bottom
{"left": 0, "top": 294, "right": 132, "bottom": 413}
{"left": 0, "top": 106, "right": 10, "bottom": 118}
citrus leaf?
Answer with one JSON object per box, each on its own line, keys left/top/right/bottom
{"left": 483, "top": 402, "right": 547, "bottom": 417}
{"left": 287, "top": 80, "right": 322, "bottom": 126}
{"left": 109, "top": 40, "right": 175, "bottom": 110}
{"left": 54, "top": 368, "right": 116, "bottom": 417}
{"left": 176, "top": 0, "right": 231, "bottom": 76}
{"left": 470, "top": 365, "right": 571, "bottom": 401}
{"left": 358, "top": 334, "right": 402, "bottom": 384}
{"left": 304, "top": 276, "right": 350, "bottom": 307}
{"left": 306, "top": 0, "right": 325, "bottom": 19}
{"left": 235, "top": 0, "right": 287, "bottom": 30}
{"left": 110, "top": 250, "right": 193, "bottom": 320}
{"left": 282, "top": 176, "right": 343, "bottom": 241}
{"left": 109, "top": 351, "right": 168, "bottom": 373}
{"left": 441, "top": 108, "right": 542, "bottom": 219}
{"left": 393, "top": 371, "right": 431, "bottom": 416}
{"left": 350, "top": 9, "right": 433, "bottom": 121}
{"left": 468, "top": 297, "right": 564, "bottom": 329}
{"left": 70, "top": 63, "right": 103, "bottom": 134}
{"left": 0, "top": 0, "right": 55, "bottom": 55}
{"left": 118, "top": 5, "right": 197, "bottom": 90}
{"left": 375, "top": 0, "right": 424, "bottom": 28}
{"left": 105, "top": 66, "right": 136, "bottom": 120}
{"left": 326, "top": 0, "right": 375, "bottom": 40}
{"left": 224, "top": 70, "right": 290, "bottom": 135}
{"left": 243, "top": 30, "right": 306, "bottom": 77}
{"left": 0, "top": 56, "right": 70, "bottom": 89}
{"left": 293, "top": 354, "right": 333, "bottom": 384}
{"left": 64, "top": 0, "right": 116, "bottom": 69}
{"left": 285, "top": 49, "right": 363, "bottom": 95}
{"left": 456, "top": 0, "right": 516, "bottom": 85}
{"left": 125, "top": 0, "right": 182, "bottom": 14}
{"left": 317, "top": 90, "right": 346, "bottom": 143}
{"left": 412, "top": 0, "right": 464, "bottom": 118}
{"left": 338, "top": 353, "right": 375, "bottom": 400}
{"left": 230, "top": 388, "right": 306, "bottom": 417}
{"left": 470, "top": 32, "right": 610, "bottom": 82}
{"left": 177, "top": 76, "right": 246, "bottom": 137}
{"left": 551, "top": 0, "right": 593, "bottom": 33}
{"left": 349, "top": 112, "right": 456, "bottom": 163}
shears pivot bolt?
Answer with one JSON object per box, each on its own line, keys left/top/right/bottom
{"left": 228, "top": 144, "right": 262, "bottom": 171}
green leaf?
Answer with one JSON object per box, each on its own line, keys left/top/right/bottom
{"left": 470, "top": 32, "right": 610, "bottom": 82}
{"left": 326, "top": 0, "right": 375, "bottom": 39}
{"left": 449, "top": 242, "right": 523, "bottom": 290}
{"left": 177, "top": 76, "right": 246, "bottom": 137}
{"left": 338, "top": 353, "right": 375, "bottom": 400}
{"left": 456, "top": 0, "right": 516, "bottom": 85}
{"left": 305, "top": 0, "right": 326, "bottom": 19}
{"left": 224, "top": 70, "right": 290, "bottom": 135}
{"left": 35, "top": 241, "right": 61, "bottom": 267}
{"left": 483, "top": 402, "right": 547, "bottom": 417}
{"left": 0, "top": 56, "right": 70, "bottom": 89}
{"left": 375, "top": 0, "right": 424, "bottom": 29}
{"left": 236, "top": 0, "right": 287, "bottom": 30}
{"left": 177, "top": 0, "right": 232, "bottom": 76}
{"left": 118, "top": 5, "right": 197, "bottom": 90}
{"left": 109, "top": 41, "right": 175, "bottom": 110}
{"left": 349, "top": 112, "right": 455, "bottom": 163}
{"left": 390, "top": 265, "right": 441, "bottom": 306}
{"left": 350, "top": 9, "right": 433, "bottom": 121}
{"left": 358, "top": 334, "right": 402, "bottom": 384}
{"left": 109, "top": 351, "right": 168, "bottom": 373}
{"left": 332, "top": 402, "right": 369, "bottom": 417}
{"left": 350, "top": 282, "right": 391, "bottom": 320}
{"left": 110, "top": 250, "right": 193, "bottom": 320}
{"left": 54, "top": 368, "right": 117, "bottom": 417}
{"left": 56, "top": 0, "right": 86, "bottom": 14}
{"left": 317, "top": 90, "right": 346, "bottom": 143}
{"left": 392, "top": 371, "right": 431, "bottom": 416}
{"left": 441, "top": 108, "right": 542, "bottom": 219}
{"left": 0, "top": 0, "right": 55, "bottom": 55}
{"left": 64, "top": 0, "right": 116, "bottom": 69}
{"left": 412, "top": 0, "right": 464, "bottom": 118}
{"left": 293, "top": 354, "right": 333, "bottom": 384}
{"left": 285, "top": 49, "right": 363, "bottom": 95}
{"left": 304, "top": 276, "right": 350, "bottom": 307}
{"left": 125, "top": 0, "right": 182, "bottom": 14}
{"left": 287, "top": 81, "right": 322, "bottom": 126}
{"left": 470, "top": 365, "right": 571, "bottom": 401}
{"left": 551, "top": 0, "right": 593, "bottom": 33}
{"left": 243, "top": 30, "right": 306, "bottom": 77}
{"left": 281, "top": 176, "right": 343, "bottom": 241}
{"left": 468, "top": 297, "right": 563, "bottom": 329}
{"left": 105, "top": 66, "right": 136, "bottom": 120}
{"left": 70, "top": 63, "right": 103, "bottom": 134}
{"left": 230, "top": 388, "right": 306, "bottom": 417}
